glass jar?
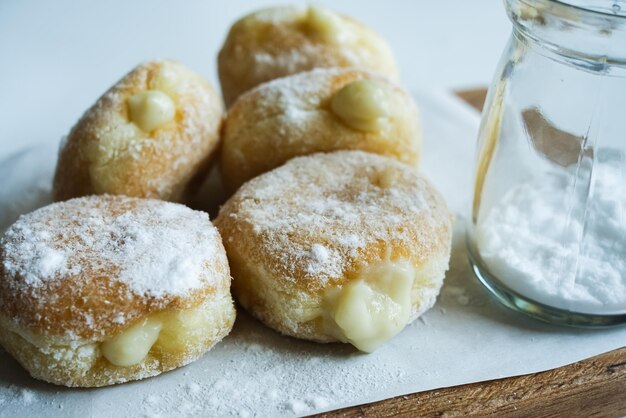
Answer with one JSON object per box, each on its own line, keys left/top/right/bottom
{"left": 467, "top": 0, "right": 626, "bottom": 326}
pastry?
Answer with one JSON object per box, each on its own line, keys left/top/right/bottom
{"left": 218, "top": 5, "right": 399, "bottom": 106}
{"left": 52, "top": 60, "right": 223, "bottom": 203}
{"left": 0, "top": 195, "right": 235, "bottom": 387}
{"left": 220, "top": 68, "right": 421, "bottom": 194}
{"left": 215, "top": 151, "right": 453, "bottom": 352}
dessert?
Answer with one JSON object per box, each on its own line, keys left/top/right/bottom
{"left": 215, "top": 151, "right": 453, "bottom": 352}
{"left": 220, "top": 68, "right": 421, "bottom": 194}
{"left": 52, "top": 60, "right": 223, "bottom": 203}
{"left": 0, "top": 195, "right": 235, "bottom": 387}
{"left": 218, "top": 5, "right": 399, "bottom": 106}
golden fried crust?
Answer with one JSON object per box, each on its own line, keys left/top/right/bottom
{"left": 0, "top": 195, "right": 231, "bottom": 343}
{"left": 52, "top": 60, "right": 223, "bottom": 203}
{"left": 220, "top": 68, "right": 421, "bottom": 194}
{"left": 218, "top": 5, "right": 399, "bottom": 106}
{"left": 215, "top": 151, "right": 452, "bottom": 295}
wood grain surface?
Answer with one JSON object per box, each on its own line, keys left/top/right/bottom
{"left": 312, "top": 88, "right": 626, "bottom": 418}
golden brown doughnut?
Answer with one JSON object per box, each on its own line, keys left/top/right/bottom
{"left": 215, "top": 151, "right": 453, "bottom": 352}
{"left": 220, "top": 68, "right": 421, "bottom": 194}
{"left": 53, "top": 60, "right": 223, "bottom": 203}
{"left": 218, "top": 5, "right": 399, "bottom": 106}
{"left": 0, "top": 195, "right": 235, "bottom": 387}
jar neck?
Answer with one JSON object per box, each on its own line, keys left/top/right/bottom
{"left": 505, "top": 0, "right": 626, "bottom": 65}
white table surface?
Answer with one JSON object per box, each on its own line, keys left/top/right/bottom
{"left": 0, "top": 0, "right": 510, "bottom": 160}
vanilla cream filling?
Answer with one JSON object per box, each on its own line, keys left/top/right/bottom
{"left": 127, "top": 89, "right": 175, "bottom": 132}
{"left": 101, "top": 318, "right": 162, "bottom": 367}
{"left": 305, "top": 6, "right": 352, "bottom": 44}
{"left": 324, "top": 261, "right": 415, "bottom": 352}
{"left": 330, "top": 79, "right": 392, "bottom": 133}
{"left": 100, "top": 303, "right": 214, "bottom": 367}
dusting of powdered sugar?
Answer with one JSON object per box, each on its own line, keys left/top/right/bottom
{"left": 249, "top": 67, "right": 349, "bottom": 123}
{"left": 477, "top": 152, "right": 626, "bottom": 314}
{"left": 1, "top": 195, "right": 221, "bottom": 298}
{"left": 240, "top": 5, "right": 381, "bottom": 84}
{"left": 128, "top": 312, "right": 408, "bottom": 418}
{"left": 219, "top": 151, "right": 448, "bottom": 286}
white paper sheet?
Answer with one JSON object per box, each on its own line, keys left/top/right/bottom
{"left": 0, "top": 89, "right": 624, "bottom": 418}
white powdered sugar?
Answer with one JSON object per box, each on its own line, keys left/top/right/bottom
{"left": 0, "top": 386, "right": 38, "bottom": 407}
{"left": 1, "top": 195, "right": 221, "bottom": 299}
{"left": 310, "top": 244, "right": 330, "bottom": 263}
{"left": 477, "top": 154, "right": 626, "bottom": 314}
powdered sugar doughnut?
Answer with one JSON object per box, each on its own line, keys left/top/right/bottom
{"left": 218, "top": 5, "right": 399, "bottom": 106}
{"left": 215, "top": 151, "right": 452, "bottom": 352}
{"left": 53, "top": 60, "right": 223, "bottom": 203}
{"left": 220, "top": 68, "right": 421, "bottom": 194}
{"left": 0, "top": 195, "right": 235, "bottom": 387}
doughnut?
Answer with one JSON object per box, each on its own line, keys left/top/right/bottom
{"left": 218, "top": 5, "right": 399, "bottom": 106}
{"left": 0, "top": 195, "right": 235, "bottom": 387}
{"left": 215, "top": 151, "right": 453, "bottom": 352}
{"left": 220, "top": 68, "right": 421, "bottom": 194}
{"left": 52, "top": 60, "right": 223, "bottom": 203}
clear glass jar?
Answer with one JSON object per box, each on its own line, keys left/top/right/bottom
{"left": 467, "top": 0, "right": 626, "bottom": 326}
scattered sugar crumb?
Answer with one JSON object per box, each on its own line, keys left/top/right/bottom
{"left": 286, "top": 399, "right": 308, "bottom": 414}
{"left": 187, "top": 382, "right": 202, "bottom": 395}
{"left": 311, "top": 244, "right": 330, "bottom": 263}
{"left": 309, "top": 396, "right": 330, "bottom": 409}
{"left": 20, "top": 389, "right": 36, "bottom": 405}
{"left": 265, "top": 388, "right": 280, "bottom": 400}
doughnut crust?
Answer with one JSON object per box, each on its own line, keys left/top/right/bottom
{"left": 0, "top": 195, "right": 235, "bottom": 387}
{"left": 215, "top": 151, "right": 453, "bottom": 352}
{"left": 218, "top": 5, "right": 399, "bottom": 106}
{"left": 53, "top": 60, "right": 223, "bottom": 203}
{"left": 220, "top": 68, "right": 421, "bottom": 194}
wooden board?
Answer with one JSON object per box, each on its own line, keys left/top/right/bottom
{"left": 313, "top": 88, "right": 626, "bottom": 418}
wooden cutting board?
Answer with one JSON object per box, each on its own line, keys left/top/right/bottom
{"left": 313, "top": 88, "right": 626, "bottom": 418}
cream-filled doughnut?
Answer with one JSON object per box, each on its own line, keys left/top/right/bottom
{"left": 218, "top": 5, "right": 399, "bottom": 106}
{"left": 53, "top": 60, "right": 223, "bottom": 203}
{"left": 215, "top": 151, "right": 453, "bottom": 352}
{"left": 220, "top": 68, "right": 421, "bottom": 194}
{"left": 0, "top": 195, "right": 235, "bottom": 387}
